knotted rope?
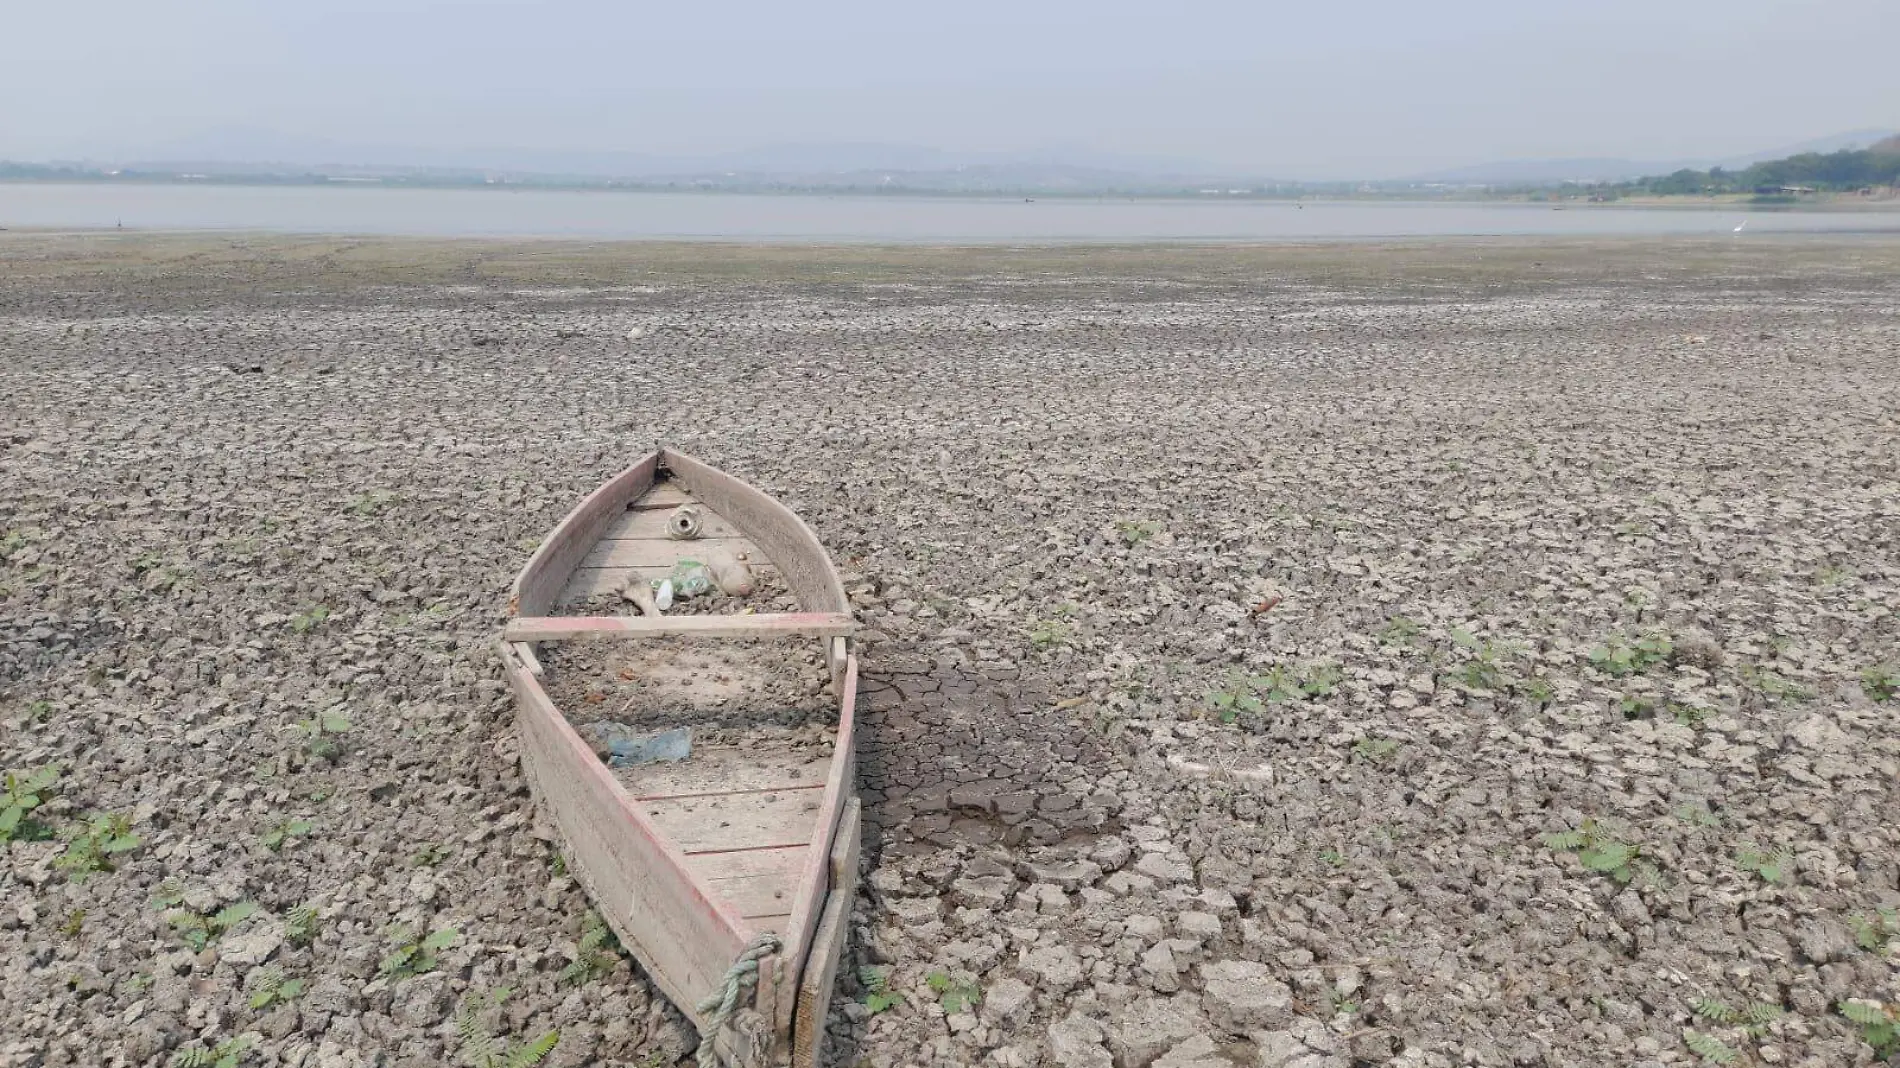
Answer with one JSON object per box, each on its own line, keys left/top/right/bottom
{"left": 694, "top": 933, "right": 782, "bottom": 1068}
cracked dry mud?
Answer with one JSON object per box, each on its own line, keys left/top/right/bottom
{"left": 3, "top": 234, "right": 1898, "bottom": 1068}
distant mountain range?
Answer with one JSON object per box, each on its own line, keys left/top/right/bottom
{"left": 1403, "top": 129, "right": 1899, "bottom": 185}
{"left": 92, "top": 127, "right": 1212, "bottom": 184}
{"left": 9, "top": 127, "right": 1895, "bottom": 193}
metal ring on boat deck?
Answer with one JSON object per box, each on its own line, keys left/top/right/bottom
{"left": 666, "top": 505, "right": 702, "bottom": 540}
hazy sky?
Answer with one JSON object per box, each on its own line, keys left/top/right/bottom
{"left": 5, "top": 0, "right": 1895, "bottom": 178}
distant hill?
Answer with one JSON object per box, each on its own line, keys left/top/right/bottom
{"left": 1617, "top": 134, "right": 1900, "bottom": 196}
{"left": 10, "top": 126, "right": 1896, "bottom": 197}
{"left": 1407, "top": 129, "right": 1898, "bottom": 186}
{"left": 94, "top": 127, "right": 1209, "bottom": 184}
{"left": 1714, "top": 128, "right": 1899, "bottom": 167}
{"left": 1405, "top": 158, "right": 1668, "bottom": 185}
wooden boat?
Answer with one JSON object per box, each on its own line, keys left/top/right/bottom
{"left": 497, "top": 448, "right": 859, "bottom": 1068}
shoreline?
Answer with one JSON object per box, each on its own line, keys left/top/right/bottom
{"left": 12, "top": 183, "right": 1900, "bottom": 243}
{"left": 5, "top": 175, "right": 1900, "bottom": 211}
{"left": 8, "top": 228, "right": 1900, "bottom": 267}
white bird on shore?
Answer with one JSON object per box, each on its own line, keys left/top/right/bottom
{"left": 1733, "top": 219, "right": 1747, "bottom": 233}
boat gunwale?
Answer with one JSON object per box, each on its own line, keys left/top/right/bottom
{"left": 774, "top": 652, "right": 857, "bottom": 1031}
{"left": 508, "top": 451, "right": 660, "bottom": 617}
{"left": 501, "top": 643, "right": 750, "bottom": 1025}
{"left": 658, "top": 448, "right": 852, "bottom": 682}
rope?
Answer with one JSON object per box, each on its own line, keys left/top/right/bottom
{"left": 694, "top": 933, "right": 782, "bottom": 1068}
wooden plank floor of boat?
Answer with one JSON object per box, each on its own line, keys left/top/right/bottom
{"left": 622, "top": 744, "right": 832, "bottom": 931}
{"left": 560, "top": 478, "right": 781, "bottom": 607}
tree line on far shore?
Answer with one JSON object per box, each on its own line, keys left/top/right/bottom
{"left": 1615, "top": 136, "right": 1900, "bottom": 199}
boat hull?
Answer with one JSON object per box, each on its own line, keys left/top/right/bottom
{"left": 501, "top": 448, "right": 857, "bottom": 1066}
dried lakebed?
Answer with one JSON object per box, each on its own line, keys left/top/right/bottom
{"left": 2, "top": 234, "right": 1898, "bottom": 1068}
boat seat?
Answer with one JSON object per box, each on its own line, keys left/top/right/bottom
{"left": 503, "top": 612, "right": 856, "bottom": 642}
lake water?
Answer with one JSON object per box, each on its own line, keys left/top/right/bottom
{"left": 5, "top": 182, "right": 1899, "bottom": 242}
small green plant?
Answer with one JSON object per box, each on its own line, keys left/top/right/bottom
{"left": 1848, "top": 908, "right": 1898, "bottom": 951}
{"left": 1743, "top": 1002, "right": 1783, "bottom": 1035}
{"left": 1622, "top": 585, "right": 1654, "bottom": 616}
{"left": 1252, "top": 665, "right": 1305, "bottom": 704}
{"left": 1682, "top": 1030, "right": 1738, "bottom": 1065}
{"left": 1693, "top": 997, "right": 1782, "bottom": 1037}
{"left": 1586, "top": 631, "right": 1672, "bottom": 677}
{"left": 344, "top": 490, "right": 399, "bottom": 517}
{"left": 381, "top": 925, "right": 459, "bottom": 978}
{"left": 456, "top": 989, "right": 559, "bottom": 1068}
{"left": 1112, "top": 519, "right": 1161, "bottom": 546}
{"left": 55, "top": 813, "right": 141, "bottom": 882}
{"left": 1329, "top": 991, "right": 1360, "bottom": 1017}
{"left": 1208, "top": 661, "right": 1346, "bottom": 724}
{"left": 1449, "top": 628, "right": 1513, "bottom": 691}
{"left": 1840, "top": 1000, "right": 1898, "bottom": 1057}
{"left": 411, "top": 842, "right": 450, "bottom": 867}
{"left": 1378, "top": 615, "right": 1423, "bottom": 647}
{"left": 1352, "top": 737, "right": 1401, "bottom": 764}
{"left": 1735, "top": 843, "right": 1796, "bottom": 885}
{"left": 1862, "top": 664, "right": 1899, "bottom": 703}
{"left": 1815, "top": 564, "right": 1854, "bottom": 587}
{"left": 60, "top": 909, "right": 86, "bottom": 937}
{"left": 926, "top": 970, "right": 980, "bottom": 1014}
{"left": 289, "top": 605, "right": 331, "bottom": 634}
{"left": 1673, "top": 801, "right": 1722, "bottom": 829}
{"left": 1027, "top": 618, "right": 1073, "bottom": 653}
{"left": 860, "top": 966, "right": 900, "bottom": 1014}
{"left": 130, "top": 553, "right": 189, "bottom": 592}
{"left": 1206, "top": 674, "right": 1264, "bottom": 724}
{"left": 167, "top": 900, "right": 261, "bottom": 952}
{"left": 1618, "top": 693, "right": 1657, "bottom": 720}
{"left": 1541, "top": 818, "right": 1660, "bottom": 887}
{"left": 284, "top": 904, "right": 321, "bottom": 947}
{"left": 248, "top": 966, "right": 306, "bottom": 1010}
{"left": 1300, "top": 662, "right": 1343, "bottom": 697}
{"left": 286, "top": 712, "right": 351, "bottom": 761}
{"left": 1, "top": 764, "right": 60, "bottom": 842}
{"left": 1741, "top": 664, "right": 1812, "bottom": 703}
{"left": 169, "top": 1036, "right": 253, "bottom": 1068}
{"left": 558, "top": 912, "right": 619, "bottom": 986}
{"left": 1318, "top": 847, "right": 1347, "bottom": 868}
{"left": 1517, "top": 676, "right": 1555, "bottom": 707}
{"left": 1672, "top": 702, "right": 1714, "bottom": 729}
{"left": 260, "top": 818, "right": 314, "bottom": 852}
{"left": 21, "top": 699, "right": 55, "bottom": 724}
